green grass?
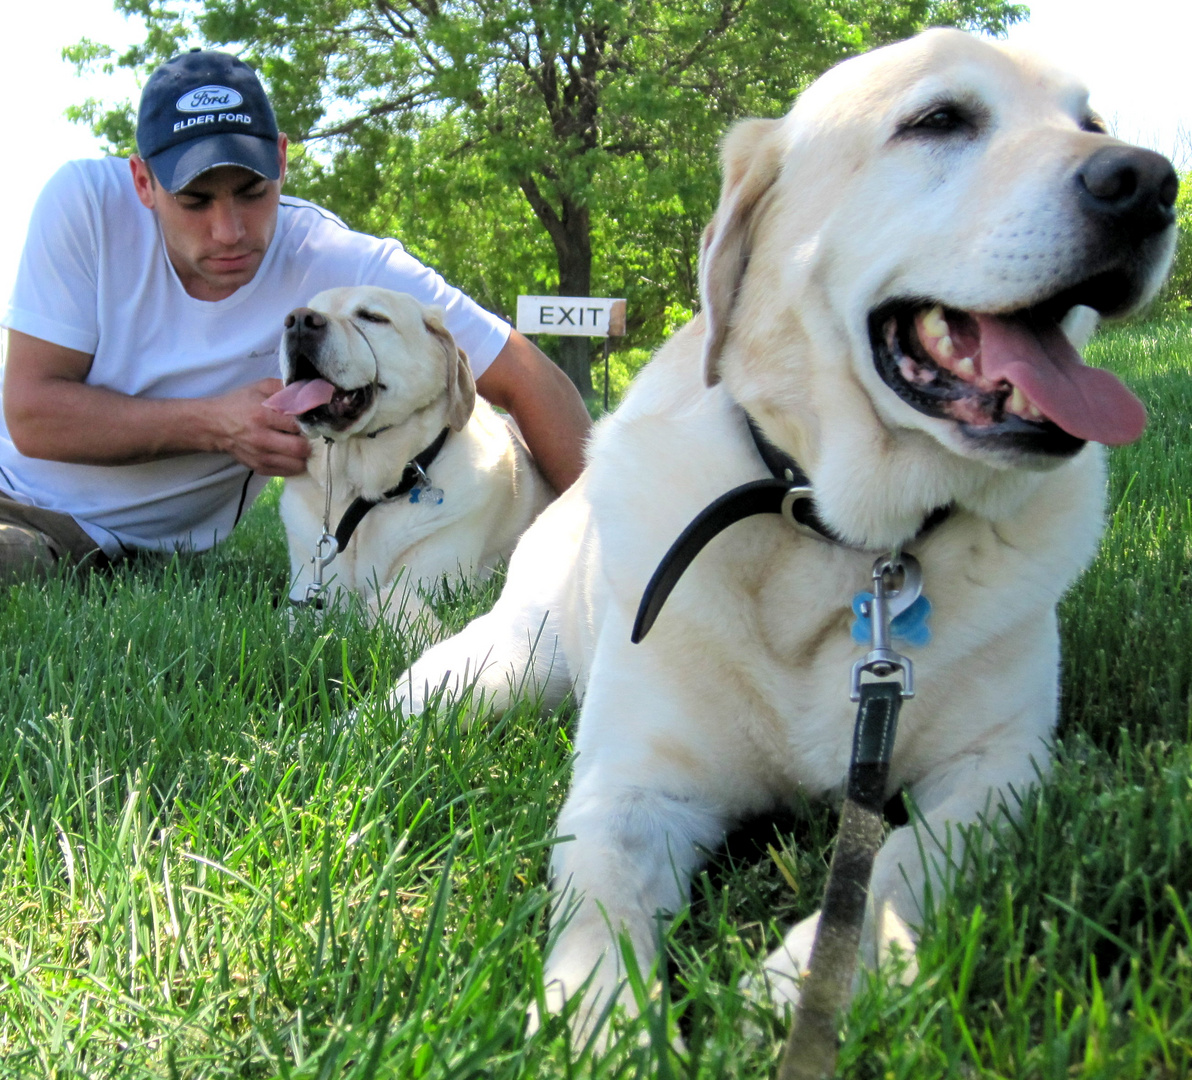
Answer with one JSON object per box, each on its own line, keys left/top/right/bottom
{"left": 1, "top": 316, "right": 1190, "bottom": 1078}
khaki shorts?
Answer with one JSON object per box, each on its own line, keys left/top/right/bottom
{"left": 0, "top": 492, "right": 112, "bottom": 581}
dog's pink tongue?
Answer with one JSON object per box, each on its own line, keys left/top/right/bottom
{"left": 262, "top": 379, "right": 336, "bottom": 416}
{"left": 975, "top": 314, "right": 1147, "bottom": 445}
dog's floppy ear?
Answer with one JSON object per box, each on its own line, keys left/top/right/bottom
{"left": 422, "top": 308, "right": 477, "bottom": 431}
{"left": 700, "top": 117, "right": 787, "bottom": 386}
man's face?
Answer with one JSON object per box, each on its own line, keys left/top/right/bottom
{"left": 131, "top": 136, "right": 288, "bottom": 302}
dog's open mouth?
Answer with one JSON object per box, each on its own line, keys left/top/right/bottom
{"left": 263, "top": 355, "right": 376, "bottom": 430}
{"left": 870, "top": 283, "right": 1147, "bottom": 456}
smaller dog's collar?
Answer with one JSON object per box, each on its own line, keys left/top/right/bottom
{"left": 631, "top": 411, "right": 951, "bottom": 643}
{"left": 333, "top": 427, "right": 451, "bottom": 552}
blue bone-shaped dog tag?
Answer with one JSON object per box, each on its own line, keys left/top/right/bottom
{"left": 850, "top": 591, "right": 932, "bottom": 648}
{"left": 409, "top": 484, "right": 444, "bottom": 505}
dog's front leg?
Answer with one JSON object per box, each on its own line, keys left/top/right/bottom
{"left": 532, "top": 772, "right": 726, "bottom": 1043}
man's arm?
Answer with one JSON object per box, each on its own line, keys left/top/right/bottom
{"left": 475, "top": 329, "right": 591, "bottom": 493}
{"left": 2, "top": 329, "right": 309, "bottom": 476}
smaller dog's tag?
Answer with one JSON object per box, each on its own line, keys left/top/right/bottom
{"left": 409, "top": 484, "right": 444, "bottom": 506}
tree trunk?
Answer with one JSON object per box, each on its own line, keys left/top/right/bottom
{"left": 555, "top": 336, "right": 593, "bottom": 398}
{"left": 520, "top": 179, "right": 595, "bottom": 398}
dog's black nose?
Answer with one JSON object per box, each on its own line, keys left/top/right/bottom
{"left": 1077, "top": 146, "right": 1178, "bottom": 239}
{"left": 284, "top": 308, "right": 328, "bottom": 331}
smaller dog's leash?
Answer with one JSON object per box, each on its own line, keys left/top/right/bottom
{"left": 304, "top": 438, "right": 340, "bottom": 608}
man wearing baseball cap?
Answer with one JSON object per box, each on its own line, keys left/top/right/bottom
{"left": 0, "top": 50, "right": 590, "bottom": 578}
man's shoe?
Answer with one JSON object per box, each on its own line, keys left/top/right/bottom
{"left": 0, "top": 523, "right": 60, "bottom": 582}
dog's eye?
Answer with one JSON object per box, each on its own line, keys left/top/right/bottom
{"left": 1080, "top": 112, "right": 1108, "bottom": 135}
{"left": 355, "top": 309, "right": 390, "bottom": 324}
{"left": 905, "top": 104, "right": 971, "bottom": 135}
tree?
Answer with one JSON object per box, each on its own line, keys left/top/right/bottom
{"left": 1155, "top": 171, "right": 1191, "bottom": 314}
{"left": 72, "top": 0, "right": 1026, "bottom": 395}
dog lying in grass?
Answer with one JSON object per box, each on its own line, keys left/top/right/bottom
{"left": 385, "top": 29, "right": 1177, "bottom": 1043}
{"left": 266, "top": 287, "right": 552, "bottom": 625}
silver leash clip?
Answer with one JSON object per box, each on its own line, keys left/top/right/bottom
{"left": 849, "top": 553, "right": 921, "bottom": 701}
{"left": 305, "top": 531, "right": 338, "bottom": 604}
{"left": 304, "top": 439, "right": 338, "bottom": 606}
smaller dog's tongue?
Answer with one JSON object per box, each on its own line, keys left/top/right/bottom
{"left": 975, "top": 313, "right": 1147, "bottom": 445}
{"left": 262, "top": 379, "right": 336, "bottom": 416}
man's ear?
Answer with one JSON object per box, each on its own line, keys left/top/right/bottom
{"left": 422, "top": 307, "right": 476, "bottom": 431}
{"left": 276, "top": 133, "right": 289, "bottom": 188}
{"left": 699, "top": 117, "right": 787, "bottom": 386}
{"left": 129, "top": 155, "right": 158, "bottom": 210}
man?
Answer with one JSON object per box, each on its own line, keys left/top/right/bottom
{"left": 0, "top": 49, "right": 590, "bottom": 580}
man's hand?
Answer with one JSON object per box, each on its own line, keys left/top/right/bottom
{"left": 3, "top": 329, "right": 308, "bottom": 475}
{"left": 201, "top": 378, "right": 309, "bottom": 476}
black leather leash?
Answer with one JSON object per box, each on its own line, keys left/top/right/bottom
{"left": 332, "top": 426, "right": 450, "bottom": 553}
{"left": 778, "top": 679, "right": 905, "bottom": 1080}
{"left": 773, "top": 555, "right": 921, "bottom": 1079}
{"left": 628, "top": 411, "right": 935, "bottom": 1079}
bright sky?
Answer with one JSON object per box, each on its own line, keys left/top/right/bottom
{"left": 1, "top": 0, "right": 1189, "bottom": 316}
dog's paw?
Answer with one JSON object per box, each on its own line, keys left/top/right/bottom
{"left": 526, "top": 972, "right": 629, "bottom": 1051}
{"left": 739, "top": 903, "right": 919, "bottom": 1029}
{"left": 872, "top": 902, "right": 919, "bottom": 982}
{"left": 739, "top": 910, "right": 819, "bottom": 1018}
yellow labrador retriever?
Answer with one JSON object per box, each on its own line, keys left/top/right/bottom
{"left": 387, "top": 30, "right": 1177, "bottom": 1035}
{"left": 266, "top": 286, "right": 552, "bottom": 623}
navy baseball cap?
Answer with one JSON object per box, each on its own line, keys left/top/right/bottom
{"left": 136, "top": 49, "right": 280, "bottom": 193}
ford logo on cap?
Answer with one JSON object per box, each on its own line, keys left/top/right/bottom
{"left": 176, "top": 85, "right": 244, "bottom": 112}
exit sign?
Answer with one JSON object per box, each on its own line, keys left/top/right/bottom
{"left": 516, "top": 295, "right": 627, "bottom": 337}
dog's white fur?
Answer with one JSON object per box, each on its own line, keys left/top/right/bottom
{"left": 385, "top": 30, "right": 1175, "bottom": 1036}
{"left": 278, "top": 287, "right": 552, "bottom": 623}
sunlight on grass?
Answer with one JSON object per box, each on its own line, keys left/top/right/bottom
{"left": 0, "top": 318, "right": 1188, "bottom": 1078}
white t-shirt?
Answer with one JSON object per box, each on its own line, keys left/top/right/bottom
{"left": 0, "top": 157, "right": 512, "bottom": 557}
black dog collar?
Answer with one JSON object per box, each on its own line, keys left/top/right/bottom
{"left": 333, "top": 427, "right": 450, "bottom": 553}
{"left": 631, "top": 412, "right": 950, "bottom": 643}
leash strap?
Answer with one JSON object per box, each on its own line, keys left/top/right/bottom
{"left": 333, "top": 426, "right": 450, "bottom": 552}
{"left": 777, "top": 680, "right": 903, "bottom": 1080}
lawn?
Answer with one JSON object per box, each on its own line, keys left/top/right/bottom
{"left": 0, "top": 315, "right": 1189, "bottom": 1079}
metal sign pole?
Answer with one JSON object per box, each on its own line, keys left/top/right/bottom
{"left": 603, "top": 337, "right": 610, "bottom": 412}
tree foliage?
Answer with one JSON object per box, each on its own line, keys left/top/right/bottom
{"left": 73, "top": 0, "right": 1026, "bottom": 393}
{"left": 1155, "top": 173, "right": 1191, "bottom": 314}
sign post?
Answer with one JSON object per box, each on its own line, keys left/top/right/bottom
{"left": 516, "top": 295, "right": 627, "bottom": 409}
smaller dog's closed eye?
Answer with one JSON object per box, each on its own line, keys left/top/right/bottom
{"left": 355, "top": 309, "right": 391, "bottom": 324}
{"left": 1080, "top": 112, "right": 1108, "bottom": 135}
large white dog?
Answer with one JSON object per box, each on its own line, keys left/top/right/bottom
{"left": 387, "top": 30, "right": 1177, "bottom": 1035}
{"left": 267, "top": 287, "right": 552, "bottom": 623}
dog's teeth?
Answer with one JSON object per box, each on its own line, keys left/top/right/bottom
{"left": 921, "top": 305, "right": 948, "bottom": 338}
{"left": 1007, "top": 386, "right": 1029, "bottom": 416}
{"left": 936, "top": 333, "right": 955, "bottom": 359}
{"left": 1027, "top": 402, "right": 1043, "bottom": 420}
{"left": 955, "top": 356, "right": 976, "bottom": 379}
